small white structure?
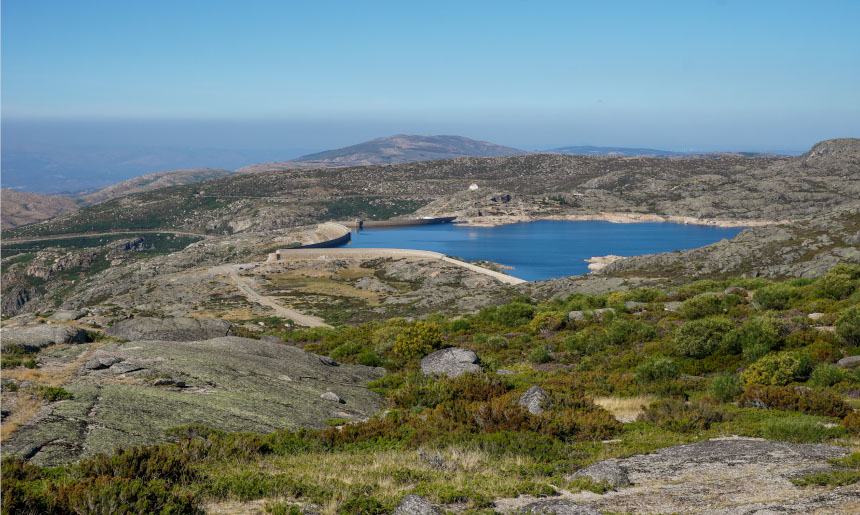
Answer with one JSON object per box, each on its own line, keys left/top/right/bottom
{"left": 469, "top": 182, "right": 479, "bottom": 191}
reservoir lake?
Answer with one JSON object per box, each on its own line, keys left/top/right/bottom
{"left": 346, "top": 220, "right": 746, "bottom": 281}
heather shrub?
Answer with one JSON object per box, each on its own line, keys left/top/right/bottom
{"left": 710, "top": 373, "right": 743, "bottom": 402}
{"left": 482, "top": 302, "right": 536, "bottom": 328}
{"left": 723, "top": 316, "right": 783, "bottom": 360}
{"left": 739, "top": 385, "right": 852, "bottom": 418}
{"left": 841, "top": 411, "right": 860, "bottom": 435}
{"left": 674, "top": 316, "right": 733, "bottom": 358}
{"left": 836, "top": 306, "right": 860, "bottom": 345}
{"left": 680, "top": 293, "right": 739, "bottom": 319}
{"left": 809, "top": 363, "right": 851, "bottom": 387}
{"left": 75, "top": 445, "right": 197, "bottom": 483}
{"left": 761, "top": 416, "right": 839, "bottom": 443}
{"left": 357, "top": 352, "right": 383, "bottom": 367}
{"left": 392, "top": 322, "right": 443, "bottom": 360}
{"left": 605, "top": 318, "right": 656, "bottom": 345}
{"left": 754, "top": 283, "right": 799, "bottom": 310}
{"left": 637, "top": 399, "right": 725, "bottom": 432}
{"left": 636, "top": 356, "right": 680, "bottom": 384}
{"left": 529, "top": 311, "right": 565, "bottom": 333}
{"left": 814, "top": 264, "right": 860, "bottom": 300}
{"left": 741, "top": 352, "right": 811, "bottom": 386}
{"left": 486, "top": 335, "right": 508, "bottom": 348}
{"left": 528, "top": 345, "right": 552, "bottom": 364}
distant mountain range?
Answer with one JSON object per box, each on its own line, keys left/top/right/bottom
{"left": 236, "top": 134, "right": 530, "bottom": 173}
{"left": 0, "top": 134, "right": 788, "bottom": 228}
{"left": 546, "top": 145, "right": 785, "bottom": 159}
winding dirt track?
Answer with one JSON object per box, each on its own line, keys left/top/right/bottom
{"left": 210, "top": 264, "right": 332, "bottom": 328}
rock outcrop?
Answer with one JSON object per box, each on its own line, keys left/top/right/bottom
{"left": 518, "top": 386, "right": 548, "bottom": 415}
{"left": 518, "top": 500, "right": 599, "bottom": 514}
{"left": 393, "top": 494, "right": 441, "bottom": 515}
{"left": 567, "top": 460, "right": 631, "bottom": 488}
{"left": 2, "top": 337, "right": 386, "bottom": 466}
{"left": 104, "top": 316, "right": 232, "bottom": 341}
{"left": 420, "top": 347, "right": 481, "bottom": 378}
{"left": 0, "top": 325, "right": 89, "bottom": 352}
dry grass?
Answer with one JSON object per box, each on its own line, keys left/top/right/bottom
{"left": 0, "top": 395, "right": 42, "bottom": 442}
{"left": 593, "top": 395, "right": 657, "bottom": 422}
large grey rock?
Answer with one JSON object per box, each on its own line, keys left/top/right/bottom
{"left": 567, "top": 460, "right": 631, "bottom": 488}
{"left": 518, "top": 499, "right": 600, "bottom": 514}
{"left": 3, "top": 337, "right": 387, "bottom": 466}
{"left": 420, "top": 347, "right": 481, "bottom": 378}
{"left": 394, "top": 494, "right": 441, "bottom": 515}
{"left": 519, "top": 385, "right": 548, "bottom": 414}
{"left": 321, "top": 391, "right": 343, "bottom": 403}
{"left": 104, "top": 316, "right": 231, "bottom": 341}
{"left": 0, "top": 325, "right": 89, "bottom": 352}
{"left": 837, "top": 355, "right": 860, "bottom": 369}
{"left": 49, "top": 310, "right": 83, "bottom": 322}
{"left": 84, "top": 355, "right": 123, "bottom": 370}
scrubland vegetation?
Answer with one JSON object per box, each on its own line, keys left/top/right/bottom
{"left": 3, "top": 264, "right": 860, "bottom": 513}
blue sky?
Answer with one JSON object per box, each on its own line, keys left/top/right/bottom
{"left": 2, "top": 0, "right": 860, "bottom": 156}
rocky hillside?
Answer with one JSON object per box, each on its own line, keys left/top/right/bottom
{"left": 236, "top": 134, "right": 530, "bottom": 173}
{"left": 0, "top": 189, "right": 80, "bottom": 228}
{"left": 8, "top": 138, "right": 855, "bottom": 240}
{"left": 546, "top": 145, "right": 784, "bottom": 158}
{"left": 76, "top": 167, "right": 237, "bottom": 206}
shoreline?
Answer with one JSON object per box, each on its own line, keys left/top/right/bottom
{"left": 453, "top": 212, "right": 785, "bottom": 228}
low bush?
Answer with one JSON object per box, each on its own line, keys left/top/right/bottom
{"left": 761, "top": 415, "right": 841, "bottom": 443}
{"left": 528, "top": 346, "right": 552, "bottom": 364}
{"left": 754, "top": 283, "right": 799, "bottom": 310}
{"left": 357, "top": 352, "right": 383, "bottom": 367}
{"left": 740, "top": 352, "right": 811, "bottom": 386}
{"left": 637, "top": 399, "right": 725, "bottom": 432}
{"left": 814, "top": 264, "right": 860, "bottom": 300}
{"left": 841, "top": 411, "right": 860, "bottom": 435}
{"left": 793, "top": 452, "right": 860, "bottom": 487}
{"left": 723, "top": 316, "right": 784, "bottom": 360}
{"left": 674, "top": 316, "right": 733, "bottom": 358}
{"left": 836, "top": 306, "right": 860, "bottom": 345}
{"left": 392, "top": 322, "right": 443, "bottom": 361}
{"left": 605, "top": 318, "right": 656, "bottom": 345}
{"left": 739, "top": 385, "right": 852, "bottom": 418}
{"left": 809, "top": 363, "right": 851, "bottom": 387}
{"left": 709, "top": 373, "right": 743, "bottom": 402}
{"left": 680, "top": 294, "right": 739, "bottom": 319}
{"left": 636, "top": 356, "right": 681, "bottom": 384}
{"left": 529, "top": 311, "right": 565, "bottom": 333}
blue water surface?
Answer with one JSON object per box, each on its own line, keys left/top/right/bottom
{"left": 346, "top": 220, "right": 745, "bottom": 282}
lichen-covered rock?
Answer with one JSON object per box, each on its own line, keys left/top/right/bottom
{"left": 568, "top": 308, "right": 614, "bottom": 321}
{"left": 420, "top": 347, "right": 481, "bottom": 378}
{"left": 518, "top": 499, "right": 600, "bottom": 514}
{"left": 837, "top": 355, "right": 860, "bottom": 369}
{"left": 393, "top": 494, "right": 441, "bottom": 515}
{"left": 0, "top": 325, "right": 89, "bottom": 352}
{"left": 84, "top": 356, "right": 123, "bottom": 370}
{"left": 104, "top": 316, "right": 231, "bottom": 341}
{"left": 321, "top": 391, "right": 343, "bottom": 403}
{"left": 518, "top": 385, "right": 548, "bottom": 414}
{"left": 567, "top": 460, "right": 631, "bottom": 488}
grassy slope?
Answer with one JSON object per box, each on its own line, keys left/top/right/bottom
{"left": 3, "top": 265, "right": 860, "bottom": 513}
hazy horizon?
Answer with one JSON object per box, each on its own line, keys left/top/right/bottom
{"left": 3, "top": 0, "right": 859, "bottom": 193}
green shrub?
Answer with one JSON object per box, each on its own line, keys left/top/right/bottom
{"left": 636, "top": 356, "right": 680, "bottom": 384}
{"left": 792, "top": 452, "right": 860, "bottom": 487}
{"left": 836, "top": 306, "right": 860, "bottom": 345}
{"left": 528, "top": 346, "right": 552, "bottom": 364}
{"left": 754, "top": 283, "right": 799, "bottom": 310}
{"left": 392, "top": 322, "right": 443, "bottom": 361}
{"left": 761, "top": 415, "right": 841, "bottom": 443}
{"left": 357, "top": 352, "right": 383, "bottom": 367}
{"left": 529, "top": 311, "right": 565, "bottom": 333}
{"left": 723, "top": 316, "right": 783, "bottom": 360}
{"left": 741, "top": 352, "right": 811, "bottom": 386}
{"left": 814, "top": 264, "right": 860, "bottom": 300}
{"left": 710, "top": 373, "right": 743, "bottom": 403}
{"left": 447, "top": 318, "right": 471, "bottom": 333}
{"left": 674, "top": 316, "right": 733, "bottom": 358}
{"left": 680, "top": 294, "right": 738, "bottom": 319}
{"left": 494, "top": 302, "right": 537, "bottom": 327}
{"left": 75, "top": 445, "right": 196, "bottom": 483}
{"left": 486, "top": 335, "right": 508, "bottom": 348}
{"left": 841, "top": 411, "right": 860, "bottom": 435}
{"left": 739, "top": 385, "right": 852, "bottom": 418}
{"left": 637, "top": 399, "right": 725, "bottom": 432}
{"left": 338, "top": 495, "right": 388, "bottom": 514}
{"left": 809, "top": 363, "right": 850, "bottom": 387}
{"left": 605, "top": 318, "right": 656, "bottom": 345}
{"left": 30, "top": 385, "right": 73, "bottom": 402}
